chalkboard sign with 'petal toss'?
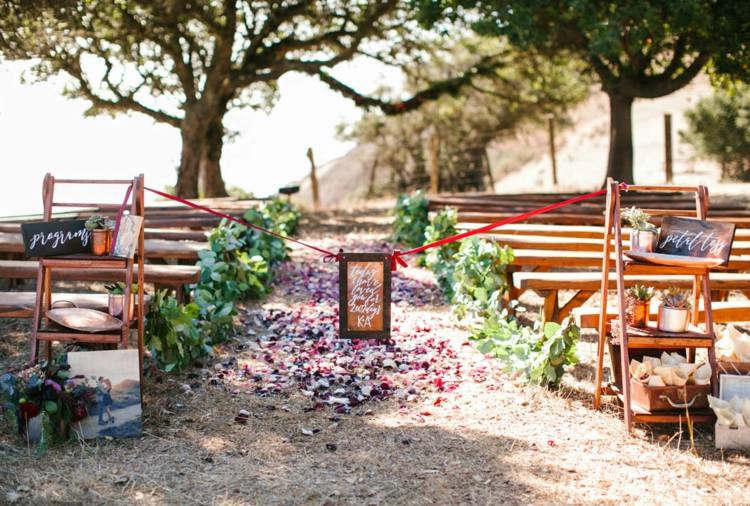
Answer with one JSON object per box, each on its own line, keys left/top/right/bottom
{"left": 655, "top": 216, "right": 736, "bottom": 267}
{"left": 21, "top": 219, "right": 92, "bottom": 257}
{"left": 339, "top": 253, "right": 391, "bottom": 339}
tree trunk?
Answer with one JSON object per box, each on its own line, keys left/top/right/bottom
{"left": 175, "top": 115, "right": 206, "bottom": 198}
{"left": 605, "top": 92, "right": 635, "bottom": 184}
{"left": 199, "top": 114, "right": 228, "bottom": 197}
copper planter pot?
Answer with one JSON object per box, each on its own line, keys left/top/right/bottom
{"left": 626, "top": 299, "right": 649, "bottom": 328}
{"left": 631, "top": 230, "right": 657, "bottom": 252}
{"left": 91, "top": 229, "right": 112, "bottom": 256}
{"left": 108, "top": 293, "right": 134, "bottom": 321}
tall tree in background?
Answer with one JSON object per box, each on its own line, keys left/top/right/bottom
{"left": 417, "top": 1, "right": 750, "bottom": 184}
{"left": 0, "top": 1, "right": 405, "bottom": 197}
{"left": 340, "top": 39, "right": 589, "bottom": 193}
{"left": 2, "top": 1, "right": 492, "bottom": 197}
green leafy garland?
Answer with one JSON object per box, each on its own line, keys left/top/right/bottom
{"left": 144, "top": 198, "right": 300, "bottom": 372}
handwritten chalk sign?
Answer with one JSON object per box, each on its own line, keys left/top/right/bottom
{"left": 656, "top": 216, "right": 736, "bottom": 266}
{"left": 339, "top": 253, "right": 391, "bottom": 339}
{"left": 20, "top": 219, "right": 91, "bottom": 257}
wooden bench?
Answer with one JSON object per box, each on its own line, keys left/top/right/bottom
{"left": 510, "top": 249, "right": 750, "bottom": 270}
{"left": 512, "top": 271, "right": 750, "bottom": 322}
{"left": 0, "top": 292, "right": 150, "bottom": 318}
{"left": 0, "top": 233, "right": 205, "bottom": 261}
{"left": 479, "top": 233, "right": 750, "bottom": 255}
{"left": 0, "top": 260, "right": 199, "bottom": 301}
{"left": 454, "top": 212, "right": 750, "bottom": 228}
{"left": 573, "top": 300, "right": 750, "bottom": 329}
{"left": 458, "top": 222, "right": 750, "bottom": 240}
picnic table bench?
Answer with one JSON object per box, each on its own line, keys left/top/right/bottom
{"left": 0, "top": 224, "right": 209, "bottom": 241}
{"left": 458, "top": 223, "right": 750, "bottom": 240}
{"left": 512, "top": 271, "right": 750, "bottom": 322}
{"left": 573, "top": 300, "right": 750, "bottom": 329}
{"left": 478, "top": 233, "right": 750, "bottom": 254}
{"left": 456, "top": 212, "right": 750, "bottom": 227}
{"left": 0, "top": 260, "right": 199, "bottom": 301}
{"left": 0, "top": 232, "right": 205, "bottom": 262}
{"left": 510, "top": 249, "right": 750, "bottom": 270}
{"left": 0, "top": 292, "right": 150, "bottom": 319}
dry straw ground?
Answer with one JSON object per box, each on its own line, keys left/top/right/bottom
{"left": 1, "top": 207, "right": 749, "bottom": 505}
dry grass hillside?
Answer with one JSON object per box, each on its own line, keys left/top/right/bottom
{"left": 293, "top": 74, "right": 742, "bottom": 208}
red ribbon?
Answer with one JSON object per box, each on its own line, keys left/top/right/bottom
{"left": 144, "top": 187, "right": 340, "bottom": 259}
{"left": 144, "top": 184, "right": 618, "bottom": 270}
{"left": 391, "top": 185, "right": 619, "bottom": 270}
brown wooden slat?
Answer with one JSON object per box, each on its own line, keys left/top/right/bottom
{"left": 0, "top": 233, "right": 206, "bottom": 260}
{"left": 0, "top": 292, "right": 149, "bottom": 318}
{"left": 513, "top": 272, "right": 750, "bottom": 291}
{"left": 573, "top": 300, "right": 750, "bottom": 329}
{"left": 0, "top": 260, "right": 199, "bottom": 286}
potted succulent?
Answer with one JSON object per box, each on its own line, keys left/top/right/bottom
{"left": 626, "top": 284, "right": 654, "bottom": 328}
{"left": 621, "top": 207, "right": 658, "bottom": 252}
{"left": 85, "top": 215, "right": 113, "bottom": 255}
{"left": 105, "top": 283, "right": 136, "bottom": 320}
{"left": 658, "top": 287, "right": 692, "bottom": 333}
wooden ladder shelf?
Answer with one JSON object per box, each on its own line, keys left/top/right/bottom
{"left": 30, "top": 174, "right": 146, "bottom": 382}
{"left": 593, "top": 179, "right": 719, "bottom": 432}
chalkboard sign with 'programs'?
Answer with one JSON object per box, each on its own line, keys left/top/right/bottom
{"left": 338, "top": 253, "right": 391, "bottom": 339}
{"left": 21, "top": 219, "right": 92, "bottom": 257}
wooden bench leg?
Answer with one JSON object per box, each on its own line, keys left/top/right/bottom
{"left": 558, "top": 290, "right": 594, "bottom": 321}
{"left": 541, "top": 290, "right": 559, "bottom": 322}
{"left": 30, "top": 265, "right": 46, "bottom": 364}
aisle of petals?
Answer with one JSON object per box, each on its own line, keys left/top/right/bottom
{"left": 209, "top": 240, "right": 503, "bottom": 417}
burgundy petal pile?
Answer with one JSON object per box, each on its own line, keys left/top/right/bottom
{"left": 208, "top": 240, "right": 499, "bottom": 414}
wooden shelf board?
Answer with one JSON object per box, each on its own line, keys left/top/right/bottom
{"left": 35, "top": 330, "right": 121, "bottom": 343}
{"left": 623, "top": 260, "right": 710, "bottom": 276}
{"left": 625, "top": 337, "right": 714, "bottom": 349}
{"left": 611, "top": 321, "right": 713, "bottom": 348}
{"left": 615, "top": 393, "right": 715, "bottom": 423}
{"left": 42, "top": 255, "right": 128, "bottom": 269}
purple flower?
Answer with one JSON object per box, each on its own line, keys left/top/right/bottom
{"left": 44, "top": 379, "right": 62, "bottom": 393}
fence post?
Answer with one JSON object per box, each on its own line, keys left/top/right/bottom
{"left": 306, "top": 147, "right": 320, "bottom": 210}
{"left": 664, "top": 113, "right": 673, "bottom": 183}
{"left": 547, "top": 115, "right": 558, "bottom": 186}
{"left": 428, "top": 129, "right": 440, "bottom": 194}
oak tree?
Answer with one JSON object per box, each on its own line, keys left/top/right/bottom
{"left": 2, "top": 0, "right": 481, "bottom": 197}
{"left": 417, "top": 1, "right": 750, "bottom": 184}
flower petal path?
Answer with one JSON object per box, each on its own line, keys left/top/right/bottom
{"left": 208, "top": 238, "right": 504, "bottom": 417}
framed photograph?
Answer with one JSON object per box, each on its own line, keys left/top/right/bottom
{"left": 720, "top": 374, "right": 750, "bottom": 401}
{"left": 338, "top": 252, "right": 391, "bottom": 339}
{"left": 67, "top": 349, "right": 142, "bottom": 439}
{"left": 112, "top": 214, "right": 143, "bottom": 258}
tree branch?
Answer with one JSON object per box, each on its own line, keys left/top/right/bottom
{"left": 316, "top": 57, "right": 503, "bottom": 115}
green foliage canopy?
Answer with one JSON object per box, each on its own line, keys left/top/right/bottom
{"left": 415, "top": 1, "right": 750, "bottom": 184}
{"left": 682, "top": 84, "right": 750, "bottom": 181}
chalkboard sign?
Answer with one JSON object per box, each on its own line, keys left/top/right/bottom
{"left": 20, "top": 219, "right": 91, "bottom": 257}
{"left": 656, "top": 216, "right": 736, "bottom": 266}
{"left": 339, "top": 253, "right": 391, "bottom": 339}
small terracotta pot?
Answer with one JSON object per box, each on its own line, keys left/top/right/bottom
{"left": 626, "top": 299, "right": 649, "bottom": 328}
{"left": 658, "top": 306, "right": 690, "bottom": 333}
{"left": 91, "top": 229, "right": 111, "bottom": 256}
{"left": 108, "top": 293, "right": 134, "bottom": 321}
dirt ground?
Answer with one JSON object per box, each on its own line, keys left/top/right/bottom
{"left": 1, "top": 207, "right": 749, "bottom": 506}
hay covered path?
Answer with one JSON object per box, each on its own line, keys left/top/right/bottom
{"left": 1, "top": 206, "right": 749, "bottom": 505}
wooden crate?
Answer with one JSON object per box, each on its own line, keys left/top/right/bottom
{"left": 630, "top": 380, "right": 710, "bottom": 412}
{"left": 717, "top": 362, "right": 750, "bottom": 376}
{"left": 715, "top": 424, "right": 750, "bottom": 450}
